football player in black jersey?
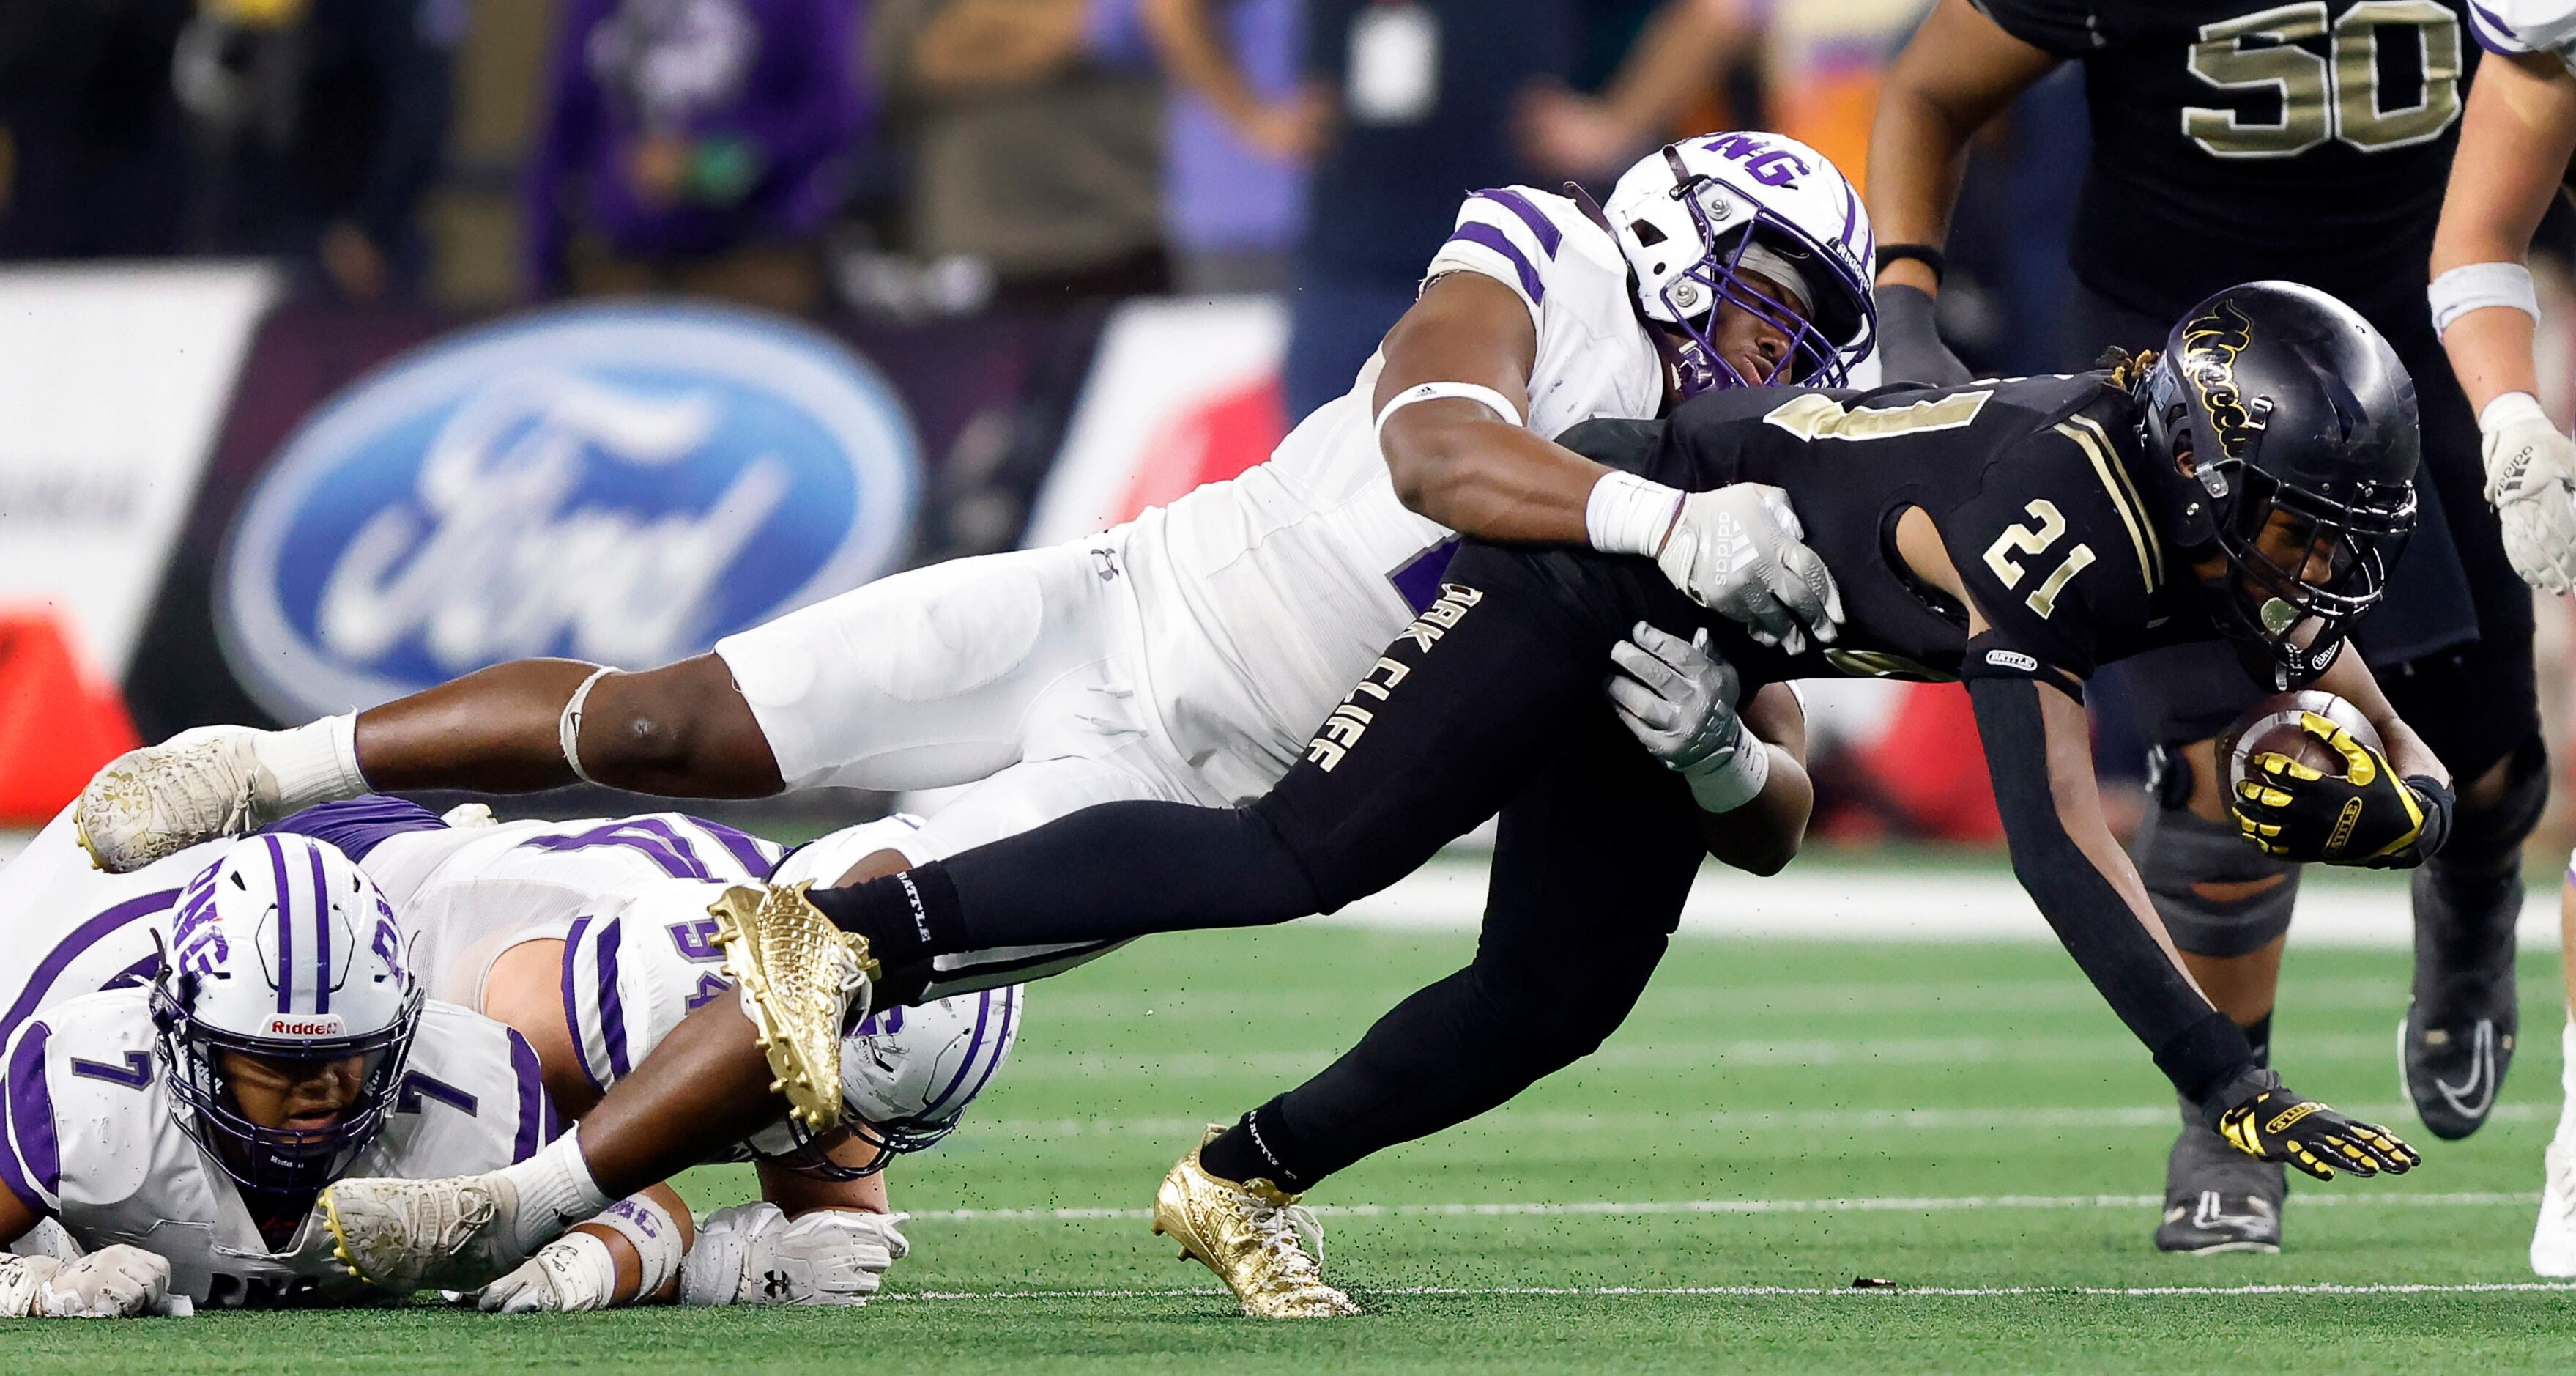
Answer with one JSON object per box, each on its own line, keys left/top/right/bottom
{"left": 325, "top": 282, "right": 2439, "bottom": 1312}
{"left": 1867, "top": 0, "right": 2543, "bottom": 1254}
{"left": 2426, "top": 0, "right": 2576, "bottom": 1278}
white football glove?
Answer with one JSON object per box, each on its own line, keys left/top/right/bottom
{"left": 1608, "top": 623, "right": 1770, "bottom": 813}
{"left": 475, "top": 1232, "right": 620, "bottom": 1314}
{"left": 680, "top": 1203, "right": 908, "bottom": 1307}
{"left": 4, "top": 1245, "right": 179, "bottom": 1318}
{"left": 1654, "top": 484, "right": 1842, "bottom": 656}
{"left": 2481, "top": 392, "right": 2576, "bottom": 593}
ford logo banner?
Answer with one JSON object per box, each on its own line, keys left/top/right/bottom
{"left": 218, "top": 303, "right": 919, "bottom": 722}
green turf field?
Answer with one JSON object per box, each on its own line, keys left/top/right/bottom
{"left": 18, "top": 898, "right": 2576, "bottom": 1371}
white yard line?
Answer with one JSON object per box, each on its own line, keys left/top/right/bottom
{"left": 907, "top": 1190, "right": 2539, "bottom": 1224}
{"left": 877, "top": 1280, "right": 2576, "bottom": 1301}
{"left": 1327, "top": 857, "right": 2564, "bottom": 950}
{"left": 971, "top": 1102, "right": 2552, "bottom": 1139}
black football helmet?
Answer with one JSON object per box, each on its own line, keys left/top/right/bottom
{"left": 2133, "top": 281, "right": 2419, "bottom": 689}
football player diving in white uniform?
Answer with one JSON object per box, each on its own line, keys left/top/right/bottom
{"left": 2429, "top": 0, "right": 2576, "bottom": 1276}
{"left": 73, "top": 133, "right": 1877, "bottom": 1314}
{"left": 75, "top": 130, "right": 1873, "bottom": 988}
{"left": 0, "top": 799, "right": 1015, "bottom": 1311}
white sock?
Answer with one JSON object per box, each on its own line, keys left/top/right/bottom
{"left": 497, "top": 1128, "right": 615, "bottom": 1253}
{"left": 251, "top": 714, "right": 367, "bottom": 813}
{"left": 2558, "top": 1021, "right": 2576, "bottom": 1139}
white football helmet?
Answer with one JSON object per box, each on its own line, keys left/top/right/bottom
{"left": 152, "top": 833, "right": 423, "bottom": 1197}
{"left": 773, "top": 984, "right": 1024, "bottom": 1178}
{"left": 1603, "top": 132, "right": 1877, "bottom": 395}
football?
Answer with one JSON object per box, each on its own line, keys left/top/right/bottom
{"left": 2221, "top": 689, "right": 2383, "bottom": 794}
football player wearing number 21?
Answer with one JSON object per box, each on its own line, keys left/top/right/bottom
{"left": 1870, "top": 0, "right": 2547, "bottom": 1258}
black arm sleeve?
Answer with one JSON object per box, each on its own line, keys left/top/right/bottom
{"left": 1969, "top": 675, "right": 2256, "bottom": 1106}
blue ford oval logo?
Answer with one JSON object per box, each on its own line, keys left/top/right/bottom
{"left": 218, "top": 303, "right": 918, "bottom": 720}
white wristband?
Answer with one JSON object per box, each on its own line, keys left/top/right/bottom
{"left": 592, "top": 1193, "right": 685, "bottom": 1301}
{"left": 2481, "top": 390, "right": 2550, "bottom": 433}
{"left": 2430, "top": 261, "right": 2539, "bottom": 338}
{"left": 1682, "top": 732, "right": 1771, "bottom": 813}
{"left": 1373, "top": 381, "right": 1525, "bottom": 451}
{"left": 1587, "top": 471, "right": 1686, "bottom": 556}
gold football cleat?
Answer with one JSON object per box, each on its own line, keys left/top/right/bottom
{"left": 708, "top": 881, "right": 878, "bottom": 1134}
{"left": 1152, "top": 1125, "right": 1359, "bottom": 1319}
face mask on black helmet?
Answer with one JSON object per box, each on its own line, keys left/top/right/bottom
{"left": 152, "top": 834, "right": 423, "bottom": 1201}
{"left": 1603, "top": 133, "right": 1878, "bottom": 396}
{"left": 2132, "top": 281, "right": 2420, "bottom": 690}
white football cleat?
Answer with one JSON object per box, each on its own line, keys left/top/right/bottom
{"left": 321, "top": 1172, "right": 531, "bottom": 1296}
{"left": 2533, "top": 1131, "right": 2576, "bottom": 1277}
{"left": 73, "top": 727, "right": 275, "bottom": 873}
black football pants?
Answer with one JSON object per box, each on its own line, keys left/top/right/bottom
{"left": 927, "top": 548, "right": 1710, "bottom": 1183}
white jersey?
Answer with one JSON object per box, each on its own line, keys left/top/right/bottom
{"left": 2468, "top": 0, "right": 2576, "bottom": 67}
{"left": 0, "top": 990, "right": 551, "bottom": 1308}
{"left": 1123, "top": 185, "right": 1666, "bottom": 802}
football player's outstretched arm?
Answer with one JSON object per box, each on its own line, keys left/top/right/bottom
{"left": 1863, "top": 0, "right": 2058, "bottom": 382}
{"left": 1373, "top": 271, "right": 1598, "bottom": 545}
{"left": 0, "top": 1148, "right": 176, "bottom": 1317}
{"left": 2431, "top": 51, "right": 2576, "bottom": 413}
{"left": 2432, "top": 48, "right": 2576, "bottom": 593}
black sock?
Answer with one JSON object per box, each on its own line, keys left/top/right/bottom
{"left": 1199, "top": 1103, "right": 1318, "bottom": 1194}
{"left": 802, "top": 863, "right": 968, "bottom": 968}
{"left": 2241, "top": 1012, "right": 2272, "bottom": 1070}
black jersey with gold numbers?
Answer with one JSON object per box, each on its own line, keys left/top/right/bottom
{"left": 1972, "top": 0, "right": 2475, "bottom": 324}
{"left": 1553, "top": 372, "right": 2214, "bottom": 693}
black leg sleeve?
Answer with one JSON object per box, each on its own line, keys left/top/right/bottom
{"left": 1969, "top": 677, "right": 2256, "bottom": 1107}
{"left": 809, "top": 572, "right": 1619, "bottom": 966}
{"left": 1239, "top": 699, "right": 1708, "bottom": 1188}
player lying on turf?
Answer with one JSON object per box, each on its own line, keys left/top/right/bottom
{"left": 1871, "top": 0, "right": 2549, "bottom": 1258}
{"left": 2430, "top": 0, "right": 2576, "bottom": 1276}
{"left": 315, "top": 281, "right": 2438, "bottom": 1317}
{"left": 0, "top": 834, "right": 629, "bottom": 1316}
{"left": 71, "top": 132, "right": 1871, "bottom": 1004}
{"left": 0, "top": 800, "right": 1009, "bottom": 1309}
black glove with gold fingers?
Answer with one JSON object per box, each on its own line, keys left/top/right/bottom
{"left": 2231, "top": 711, "right": 2451, "bottom": 868}
{"left": 2208, "top": 1069, "right": 2420, "bottom": 1181}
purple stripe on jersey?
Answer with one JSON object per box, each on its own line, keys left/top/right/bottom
{"left": 1474, "top": 188, "right": 1561, "bottom": 257}
{"left": 1389, "top": 539, "right": 1462, "bottom": 615}
{"left": 506, "top": 1028, "right": 549, "bottom": 1161}
{"left": 259, "top": 796, "right": 445, "bottom": 865}
{"left": 596, "top": 920, "right": 631, "bottom": 1081}
{"left": 921, "top": 991, "right": 995, "bottom": 1115}
{"left": 1, "top": 1021, "right": 59, "bottom": 1213}
{"left": 561, "top": 917, "right": 606, "bottom": 1095}
{"left": 527, "top": 821, "right": 710, "bottom": 880}
{"left": 307, "top": 842, "right": 331, "bottom": 1016}
{"left": 955, "top": 985, "right": 1020, "bottom": 1112}
{"left": 1447, "top": 223, "right": 1545, "bottom": 303}
{"left": 0, "top": 891, "right": 180, "bottom": 1047}
{"left": 2466, "top": 1, "right": 2527, "bottom": 53}
{"left": 691, "top": 817, "right": 776, "bottom": 879}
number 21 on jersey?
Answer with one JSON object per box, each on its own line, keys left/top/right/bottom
{"left": 1983, "top": 500, "right": 2096, "bottom": 619}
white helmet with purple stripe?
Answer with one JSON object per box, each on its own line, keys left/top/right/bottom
{"left": 1605, "top": 131, "right": 1876, "bottom": 396}
{"left": 774, "top": 984, "right": 1024, "bottom": 1178}
{"left": 151, "top": 833, "right": 423, "bottom": 1196}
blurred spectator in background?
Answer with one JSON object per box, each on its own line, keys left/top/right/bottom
{"left": 525, "top": 0, "right": 866, "bottom": 315}
{"left": 171, "top": 0, "right": 462, "bottom": 302}
{"left": 1281, "top": 0, "right": 1753, "bottom": 420}
{"left": 1140, "top": 0, "right": 1316, "bottom": 297}
{"left": 0, "top": 0, "right": 193, "bottom": 261}
{"left": 873, "top": 0, "right": 1165, "bottom": 309}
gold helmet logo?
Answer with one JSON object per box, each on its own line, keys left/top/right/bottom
{"left": 2179, "top": 300, "right": 2258, "bottom": 460}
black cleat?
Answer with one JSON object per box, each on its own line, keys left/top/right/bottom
{"left": 2156, "top": 1111, "right": 2285, "bottom": 1255}
{"left": 2401, "top": 865, "right": 2520, "bottom": 1141}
